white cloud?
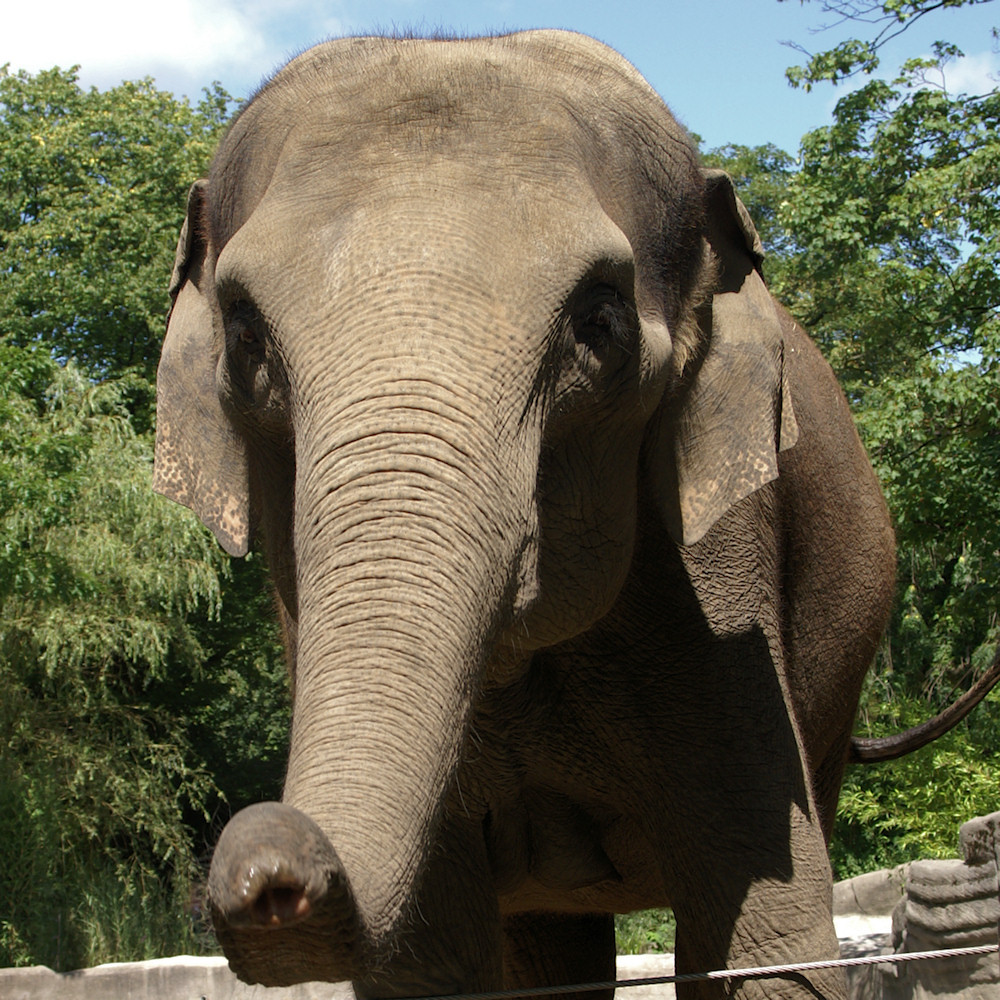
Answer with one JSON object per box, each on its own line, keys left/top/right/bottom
{"left": 941, "top": 50, "right": 1000, "bottom": 96}
{"left": 8, "top": 1, "right": 253, "bottom": 76}
{"left": 4, "top": 0, "right": 346, "bottom": 97}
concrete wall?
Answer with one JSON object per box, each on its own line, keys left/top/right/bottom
{"left": 0, "top": 956, "right": 351, "bottom": 1000}
{"left": 3, "top": 813, "right": 996, "bottom": 1000}
{"left": 0, "top": 955, "right": 678, "bottom": 1000}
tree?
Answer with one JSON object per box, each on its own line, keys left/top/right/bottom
{"left": 0, "top": 344, "right": 220, "bottom": 966}
{"left": 0, "top": 69, "right": 291, "bottom": 969}
{"left": 0, "top": 66, "right": 233, "bottom": 379}
{"left": 0, "top": 342, "right": 291, "bottom": 968}
{"left": 769, "top": 0, "right": 1000, "bottom": 875}
{"left": 779, "top": 0, "right": 998, "bottom": 89}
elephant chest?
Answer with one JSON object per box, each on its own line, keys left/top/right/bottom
{"left": 461, "top": 655, "right": 677, "bottom": 913}
{"left": 484, "top": 794, "right": 673, "bottom": 914}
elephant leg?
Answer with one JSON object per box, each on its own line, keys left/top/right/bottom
{"left": 502, "top": 912, "right": 616, "bottom": 1000}
{"left": 672, "top": 849, "right": 847, "bottom": 1000}
{"left": 666, "top": 754, "right": 847, "bottom": 1000}
{"left": 646, "top": 508, "right": 850, "bottom": 1000}
{"left": 354, "top": 816, "right": 503, "bottom": 1000}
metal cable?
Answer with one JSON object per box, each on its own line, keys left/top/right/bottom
{"left": 393, "top": 944, "right": 999, "bottom": 1000}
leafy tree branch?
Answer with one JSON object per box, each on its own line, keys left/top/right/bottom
{"left": 779, "top": 0, "right": 998, "bottom": 88}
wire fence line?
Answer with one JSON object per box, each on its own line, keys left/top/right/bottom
{"left": 390, "top": 943, "right": 1000, "bottom": 1000}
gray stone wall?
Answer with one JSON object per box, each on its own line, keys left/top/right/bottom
{"left": 881, "top": 811, "right": 1000, "bottom": 1000}
{"left": 0, "top": 956, "right": 678, "bottom": 1000}
{"left": 0, "top": 956, "right": 352, "bottom": 1000}
{"left": 2, "top": 814, "right": 997, "bottom": 1000}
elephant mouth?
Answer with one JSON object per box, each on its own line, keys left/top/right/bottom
{"left": 215, "top": 904, "right": 363, "bottom": 987}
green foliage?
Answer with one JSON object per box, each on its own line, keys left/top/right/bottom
{"left": 831, "top": 687, "right": 1000, "bottom": 878}
{"left": 786, "top": 37, "right": 882, "bottom": 90}
{"left": 0, "top": 345, "right": 223, "bottom": 967}
{"left": 0, "top": 343, "right": 290, "bottom": 968}
{"left": 780, "top": 1, "right": 996, "bottom": 89}
{"left": 0, "top": 65, "right": 234, "bottom": 379}
{"left": 777, "top": 72, "right": 999, "bottom": 374}
{"left": 166, "top": 555, "right": 290, "bottom": 819}
{"left": 615, "top": 908, "right": 676, "bottom": 955}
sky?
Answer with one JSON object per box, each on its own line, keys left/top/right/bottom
{"left": 5, "top": 0, "right": 999, "bottom": 153}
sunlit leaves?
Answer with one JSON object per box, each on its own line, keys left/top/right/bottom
{"left": 0, "top": 66, "right": 234, "bottom": 377}
{"left": 786, "top": 38, "right": 882, "bottom": 90}
{"left": 765, "top": 2, "right": 1000, "bottom": 875}
{"left": 0, "top": 345, "right": 233, "bottom": 967}
{"left": 780, "top": 1, "right": 996, "bottom": 89}
{"left": 0, "top": 344, "right": 290, "bottom": 967}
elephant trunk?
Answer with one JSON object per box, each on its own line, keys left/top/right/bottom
{"left": 209, "top": 363, "right": 537, "bottom": 985}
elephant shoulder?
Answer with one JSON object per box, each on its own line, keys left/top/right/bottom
{"left": 774, "top": 301, "right": 895, "bottom": 789}
{"left": 774, "top": 298, "right": 894, "bottom": 567}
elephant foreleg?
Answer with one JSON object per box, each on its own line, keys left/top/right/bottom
{"left": 660, "top": 703, "right": 849, "bottom": 1000}
{"left": 664, "top": 729, "right": 847, "bottom": 1000}
{"left": 502, "top": 912, "right": 616, "bottom": 1000}
{"left": 672, "top": 846, "right": 847, "bottom": 1000}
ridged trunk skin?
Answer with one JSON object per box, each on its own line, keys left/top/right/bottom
{"left": 287, "top": 447, "right": 510, "bottom": 938}
{"left": 208, "top": 252, "right": 540, "bottom": 984}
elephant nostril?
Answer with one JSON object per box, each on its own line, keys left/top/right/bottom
{"left": 251, "top": 885, "right": 313, "bottom": 927}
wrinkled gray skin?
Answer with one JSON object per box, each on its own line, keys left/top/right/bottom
{"left": 153, "top": 31, "right": 896, "bottom": 1000}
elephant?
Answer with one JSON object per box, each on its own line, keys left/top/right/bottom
{"left": 153, "top": 30, "right": 900, "bottom": 1000}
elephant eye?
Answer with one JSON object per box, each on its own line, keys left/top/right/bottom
{"left": 572, "top": 285, "right": 635, "bottom": 364}
{"left": 225, "top": 299, "right": 266, "bottom": 357}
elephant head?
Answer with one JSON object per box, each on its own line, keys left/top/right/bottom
{"left": 154, "top": 31, "right": 798, "bottom": 988}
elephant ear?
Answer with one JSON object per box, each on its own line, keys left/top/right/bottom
{"left": 645, "top": 168, "right": 799, "bottom": 546}
{"left": 153, "top": 179, "right": 251, "bottom": 557}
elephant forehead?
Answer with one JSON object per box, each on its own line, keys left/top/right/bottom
{"left": 222, "top": 164, "right": 634, "bottom": 296}
{"left": 268, "top": 79, "right": 597, "bottom": 199}
{"left": 263, "top": 31, "right": 664, "bottom": 135}
{"left": 209, "top": 33, "right": 696, "bottom": 254}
